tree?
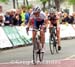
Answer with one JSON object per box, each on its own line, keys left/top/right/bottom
{"left": 12, "top": 0, "right": 16, "bottom": 8}
{"left": 40, "top": 0, "right": 48, "bottom": 11}
{"left": 48, "top": 0, "right": 50, "bottom": 9}
{"left": 16, "top": 0, "right": 19, "bottom": 8}
{"left": 68, "top": 0, "right": 75, "bottom": 4}
{"left": 0, "top": 0, "right": 9, "bottom": 3}
{"left": 68, "top": 0, "right": 75, "bottom": 12}
{"left": 54, "top": 0, "right": 60, "bottom": 11}
{"left": 26, "top": 0, "right": 29, "bottom": 6}
{"left": 54, "top": 0, "right": 66, "bottom": 11}
{"left": 23, "top": 0, "right": 25, "bottom": 6}
{"left": 40, "top": 0, "right": 66, "bottom": 11}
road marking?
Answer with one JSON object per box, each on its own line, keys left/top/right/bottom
{"left": 63, "top": 55, "right": 75, "bottom": 60}
{"left": 0, "top": 60, "right": 61, "bottom": 65}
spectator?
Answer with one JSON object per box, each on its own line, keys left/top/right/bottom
{"left": 14, "top": 9, "right": 22, "bottom": 26}
{"left": 68, "top": 15, "right": 74, "bottom": 24}
{"left": 72, "top": 13, "right": 75, "bottom": 24}
{"left": 20, "top": 5, "right": 26, "bottom": 26}
{"left": 0, "top": 5, "right": 5, "bottom": 26}
{"left": 5, "top": 11, "right": 10, "bottom": 25}
{"left": 25, "top": 8, "right": 33, "bottom": 25}
{"left": 62, "top": 13, "right": 70, "bottom": 24}
{"left": 9, "top": 10, "right": 16, "bottom": 26}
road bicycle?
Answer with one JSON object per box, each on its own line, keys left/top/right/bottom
{"left": 26, "top": 28, "right": 44, "bottom": 64}
{"left": 49, "top": 26, "right": 58, "bottom": 54}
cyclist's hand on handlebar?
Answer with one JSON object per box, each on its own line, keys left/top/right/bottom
{"left": 26, "top": 27, "right": 29, "bottom": 35}
{"left": 44, "top": 27, "right": 46, "bottom": 32}
{"left": 42, "top": 25, "right": 47, "bottom": 32}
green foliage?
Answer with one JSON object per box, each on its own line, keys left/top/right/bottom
{"left": 68, "top": 0, "right": 75, "bottom": 4}
{"left": 0, "top": 0, "right": 8, "bottom": 2}
{"left": 40, "top": 0, "right": 48, "bottom": 3}
{"left": 26, "top": 4, "right": 33, "bottom": 9}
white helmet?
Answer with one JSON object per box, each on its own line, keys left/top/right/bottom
{"left": 33, "top": 6, "right": 41, "bottom": 13}
{"left": 49, "top": 8, "right": 56, "bottom": 14}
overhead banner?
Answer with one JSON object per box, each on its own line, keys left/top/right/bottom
{"left": 0, "top": 27, "right": 12, "bottom": 48}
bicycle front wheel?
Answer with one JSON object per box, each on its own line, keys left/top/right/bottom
{"left": 49, "top": 34, "right": 55, "bottom": 54}
{"left": 39, "top": 50, "right": 44, "bottom": 62}
{"left": 33, "top": 39, "right": 38, "bottom": 64}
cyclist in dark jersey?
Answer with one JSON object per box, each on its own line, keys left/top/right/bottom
{"left": 48, "top": 11, "right": 61, "bottom": 50}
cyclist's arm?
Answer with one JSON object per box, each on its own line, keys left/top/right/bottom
{"left": 27, "top": 18, "right": 32, "bottom": 28}
{"left": 44, "top": 18, "right": 48, "bottom": 28}
{"left": 27, "top": 13, "right": 34, "bottom": 28}
{"left": 56, "top": 18, "right": 60, "bottom": 29}
{"left": 41, "top": 11, "right": 48, "bottom": 28}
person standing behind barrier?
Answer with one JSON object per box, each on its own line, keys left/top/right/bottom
{"left": 25, "top": 8, "right": 33, "bottom": 25}
{"left": 9, "top": 9, "right": 16, "bottom": 26}
{"left": 13, "top": 9, "right": 22, "bottom": 26}
{"left": 62, "top": 13, "right": 70, "bottom": 24}
{"left": 20, "top": 5, "right": 26, "bottom": 26}
{"left": 68, "top": 15, "right": 74, "bottom": 24}
{"left": 5, "top": 11, "right": 11, "bottom": 26}
{"left": 0, "top": 5, "right": 5, "bottom": 26}
{"left": 72, "top": 13, "right": 75, "bottom": 24}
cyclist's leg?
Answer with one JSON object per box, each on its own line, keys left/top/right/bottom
{"left": 32, "top": 30, "right": 37, "bottom": 44}
{"left": 40, "top": 20, "right": 45, "bottom": 52}
{"left": 56, "top": 27, "right": 61, "bottom": 50}
{"left": 32, "top": 20, "right": 40, "bottom": 51}
{"left": 40, "top": 30, "right": 45, "bottom": 48}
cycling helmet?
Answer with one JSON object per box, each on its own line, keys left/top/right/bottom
{"left": 33, "top": 6, "right": 41, "bottom": 13}
{"left": 49, "top": 8, "right": 56, "bottom": 14}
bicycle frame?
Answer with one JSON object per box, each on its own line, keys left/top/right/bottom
{"left": 27, "top": 29, "right": 44, "bottom": 64}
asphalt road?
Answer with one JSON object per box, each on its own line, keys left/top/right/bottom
{"left": 0, "top": 39, "right": 75, "bottom": 67}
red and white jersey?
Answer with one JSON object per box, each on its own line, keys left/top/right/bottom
{"left": 30, "top": 11, "right": 47, "bottom": 21}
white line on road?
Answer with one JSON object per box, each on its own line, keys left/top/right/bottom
{"left": 63, "top": 55, "right": 75, "bottom": 60}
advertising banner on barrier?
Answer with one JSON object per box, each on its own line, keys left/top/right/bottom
{"left": 0, "top": 27, "right": 12, "bottom": 48}
{"left": 60, "top": 24, "right": 75, "bottom": 38}
{"left": 60, "top": 24, "right": 70, "bottom": 38}
{"left": 3, "top": 26, "right": 25, "bottom": 46}
{"left": 72, "top": 24, "right": 75, "bottom": 31}
{"left": 0, "top": 24, "right": 75, "bottom": 49}
{"left": 16, "top": 26, "right": 32, "bottom": 45}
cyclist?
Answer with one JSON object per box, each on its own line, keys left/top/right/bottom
{"left": 48, "top": 9, "right": 61, "bottom": 50}
{"left": 26, "top": 6, "right": 48, "bottom": 52}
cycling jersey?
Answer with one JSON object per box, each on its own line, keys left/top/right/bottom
{"left": 30, "top": 11, "right": 46, "bottom": 29}
{"left": 48, "top": 15, "right": 58, "bottom": 26}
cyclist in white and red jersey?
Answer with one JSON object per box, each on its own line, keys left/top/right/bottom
{"left": 26, "top": 6, "right": 48, "bottom": 52}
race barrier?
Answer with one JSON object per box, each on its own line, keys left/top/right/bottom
{"left": 60, "top": 24, "right": 75, "bottom": 38}
{"left": 0, "top": 27, "right": 12, "bottom": 48}
{"left": 0, "top": 24, "right": 75, "bottom": 49}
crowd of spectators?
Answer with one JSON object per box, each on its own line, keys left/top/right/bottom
{"left": 61, "top": 12, "right": 75, "bottom": 24}
{"left": 0, "top": 5, "right": 32, "bottom": 26}
{"left": 0, "top": 5, "right": 75, "bottom": 26}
